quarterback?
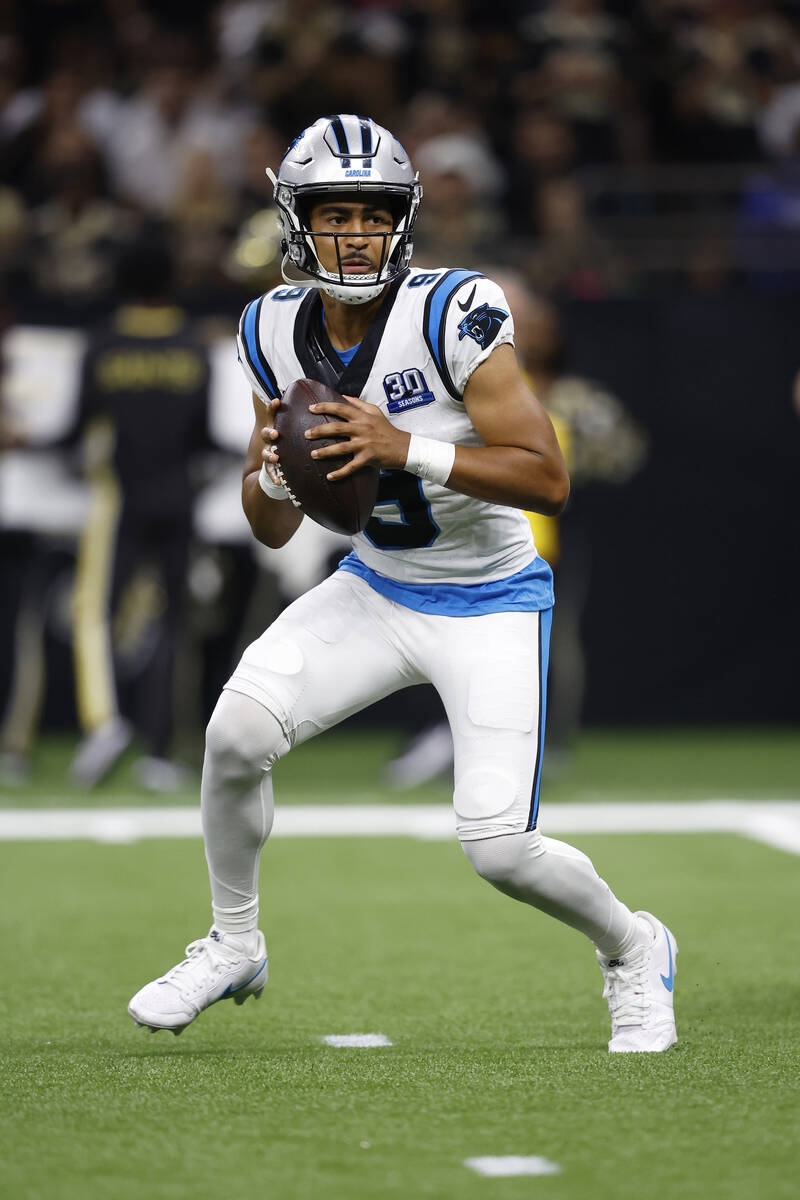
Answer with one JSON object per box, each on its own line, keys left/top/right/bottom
{"left": 128, "top": 115, "right": 678, "bottom": 1053}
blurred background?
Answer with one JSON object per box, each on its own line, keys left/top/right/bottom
{"left": 1, "top": 0, "right": 799, "bottom": 792}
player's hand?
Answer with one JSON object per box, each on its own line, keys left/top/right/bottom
{"left": 305, "top": 394, "right": 410, "bottom": 480}
{"left": 260, "top": 396, "right": 283, "bottom": 486}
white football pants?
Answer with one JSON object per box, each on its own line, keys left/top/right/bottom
{"left": 202, "top": 570, "right": 638, "bottom": 956}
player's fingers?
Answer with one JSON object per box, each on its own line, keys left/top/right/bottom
{"left": 326, "top": 454, "right": 364, "bottom": 480}
{"left": 329, "top": 445, "right": 375, "bottom": 478}
{"left": 308, "top": 402, "right": 354, "bottom": 419}
{"left": 260, "top": 454, "right": 283, "bottom": 484}
{"left": 305, "top": 421, "right": 350, "bottom": 440}
{"left": 261, "top": 399, "right": 281, "bottom": 428}
{"left": 309, "top": 440, "right": 353, "bottom": 459}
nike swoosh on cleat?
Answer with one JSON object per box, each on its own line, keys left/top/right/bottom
{"left": 457, "top": 284, "right": 477, "bottom": 312}
{"left": 660, "top": 929, "right": 674, "bottom": 992}
{"left": 222, "top": 958, "right": 268, "bottom": 998}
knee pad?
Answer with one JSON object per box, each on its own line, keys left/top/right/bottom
{"left": 205, "top": 690, "right": 288, "bottom": 781}
{"left": 453, "top": 765, "right": 525, "bottom": 840}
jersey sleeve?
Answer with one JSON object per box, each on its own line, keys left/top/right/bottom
{"left": 438, "top": 273, "right": 515, "bottom": 398}
{"left": 237, "top": 295, "right": 281, "bottom": 404}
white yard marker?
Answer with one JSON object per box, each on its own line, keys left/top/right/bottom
{"left": 1, "top": 801, "right": 800, "bottom": 854}
{"left": 465, "top": 1156, "right": 561, "bottom": 1177}
{"left": 322, "top": 1033, "right": 392, "bottom": 1048}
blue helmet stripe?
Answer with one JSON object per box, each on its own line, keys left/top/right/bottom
{"left": 242, "top": 297, "right": 279, "bottom": 399}
{"left": 422, "top": 269, "right": 483, "bottom": 399}
{"left": 329, "top": 115, "right": 350, "bottom": 156}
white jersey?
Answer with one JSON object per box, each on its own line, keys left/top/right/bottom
{"left": 237, "top": 267, "right": 553, "bottom": 613}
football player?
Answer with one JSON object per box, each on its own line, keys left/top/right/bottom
{"left": 128, "top": 115, "right": 678, "bottom": 1053}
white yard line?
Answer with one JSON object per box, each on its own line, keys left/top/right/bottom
{"left": 1, "top": 800, "right": 800, "bottom": 853}
{"left": 321, "top": 1034, "right": 392, "bottom": 1047}
{"left": 464, "top": 1156, "right": 562, "bottom": 1177}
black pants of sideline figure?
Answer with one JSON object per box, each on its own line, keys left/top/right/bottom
{"left": 109, "top": 507, "right": 192, "bottom": 759}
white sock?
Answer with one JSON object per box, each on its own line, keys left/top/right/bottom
{"left": 211, "top": 901, "right": 260, "bottom": 939}
{"left": 599, "top": 913, "right": 654, "bottom": 961}
{"left": 201, "top": 692, "right": 285, "bottom": 939}
{"left": 213, "top": 927, "right": 260, "bottom": 954}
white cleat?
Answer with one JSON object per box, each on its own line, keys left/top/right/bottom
{"left": 597, "top": 911, "right": 678, "bottom": 1053}
{"left": 128, "top": 928, "right": 268, "bottom": 1034}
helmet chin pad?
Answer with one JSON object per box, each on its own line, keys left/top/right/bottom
{"left": 319, "top": 277, "right": 386, "bottom": 305}
{"left": 279, "top": 257, "right": 386, "bottom": 304}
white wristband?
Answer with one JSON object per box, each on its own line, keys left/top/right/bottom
{"left": 404, "top": 434, "right": 456, "bottom": 486}
{"left": 258, "top": 462, "right": 289, "bottom": 500}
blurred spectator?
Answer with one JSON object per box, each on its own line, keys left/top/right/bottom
{"left": 316, "top": 29, "right": 403, "bottom": 120}
{"left": 0, "top": 185, "right": 27, "bottom": 286}
{"left": 98, "top": 33, "right": 255, "bottom": 214}
{"left": 526, "top": 176, "right": 629, "bottom": 298}
{"left": 515, "top": 0, "right": 636, "bottom": 163}
{"left": 759, "top": 80, "right": 800, "bottom": 160}
{"left": 20, "top": 123, "right": 135, "bottom": 321}
{"left": 234, "top": 1, "right": 347, "bottom": 134}
{"left": 399, "top": 90, "right": 473, "bottom": 159}
{"left": 1, "top": 67, "right": 92, "bottom": 204}
{"left": 234, "top": 124, "right": 286, "bottom": 222}
{"left": 223, "top": 126, "right": 286, "bottom": 294}
{"left": 507, "top": 107, "right": 578, "bottom": 236}
{"left": 0, "top": 33, "right": 28, "bottom": 142}
{"left": 413, "top": 130, "right": 506, "bottom": 266}
{"left": 648, "top": 0, "right": 800, "bottom": 163}
{"left": 401, "top": 0, "right": 475, "bottom": 99}
{"left": 169, "top": 147, "right": 239, "bottom": 305}
{"left": 68, "top": 227, "right": 214, "bottom": 789}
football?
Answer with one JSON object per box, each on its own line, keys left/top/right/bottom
{"left": 273, "top": 378, "right": 380, "bottom": 535}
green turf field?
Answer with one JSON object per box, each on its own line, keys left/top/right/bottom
{"left": 1, "top": 730, "right": 799, "bottom": 1199}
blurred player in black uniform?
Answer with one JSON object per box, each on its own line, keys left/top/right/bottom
{"left": 69, "top": 229, "right": 213, "bottom": 788}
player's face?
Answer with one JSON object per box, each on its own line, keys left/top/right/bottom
{"left": 308, "top": 200, "right": 394, "bottom": 277}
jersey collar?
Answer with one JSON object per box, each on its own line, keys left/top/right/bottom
{"left": 293, "top": 277, "right": 404, "bottom": 396}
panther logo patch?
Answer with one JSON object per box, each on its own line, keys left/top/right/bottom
{"left": 457, "top": 302, "right": 509, "bottom": 349}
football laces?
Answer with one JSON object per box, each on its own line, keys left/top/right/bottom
{"left": 274, "top": 462, "right": 302, "bottom": 509}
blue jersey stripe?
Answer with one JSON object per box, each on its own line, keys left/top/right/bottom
{"left": 423, "top": 269, "right": 483, "bottom": 399}
{"left": 528, "top": 607, "right": 553, "bottom": 831}
{"left": 242, "top": 297, "right": 279, "bottom": 399}
{"left": 337, "top": 552, "right": 554, "bottom": 616}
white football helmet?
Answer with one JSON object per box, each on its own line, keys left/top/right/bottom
{"left": 267, "top": 114, "right": 422, "bottom": 305}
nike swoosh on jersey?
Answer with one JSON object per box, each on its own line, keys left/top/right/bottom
{"left": 457, "top": 284, "right": 477, "bottom": 312}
